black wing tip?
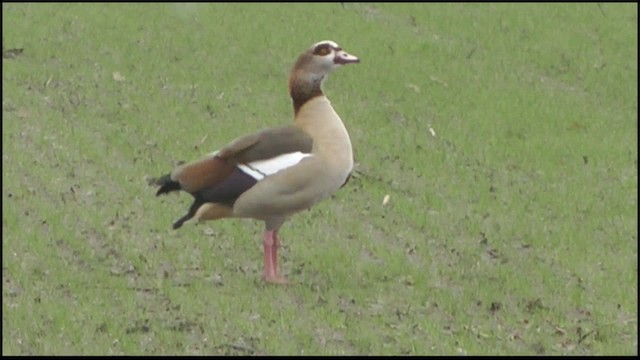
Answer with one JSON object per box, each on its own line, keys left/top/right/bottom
{"left": 170, "top": 197, "right": 204, "bottom": 230}
{"left": 172, "top": 219, "right": 185, "bottom": 230}
{"left": 153, "top": 174, "right": 181, "bottom": 196}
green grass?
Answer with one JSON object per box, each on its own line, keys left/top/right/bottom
{"left": 2, "top": 3, "right": 637, "bottom": 355}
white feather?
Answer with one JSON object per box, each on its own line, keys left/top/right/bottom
{"left": 313, "top": 40, "right": 339, "bottom": 49}
{"left": 238, "top": 152, "right": 312, "bottom": 181}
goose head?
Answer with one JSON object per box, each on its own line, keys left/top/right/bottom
{"left": 289, "top": 40, "right": 359, "bottom": 112}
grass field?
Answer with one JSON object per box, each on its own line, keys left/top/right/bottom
{"left": 2, "top": 3, "right": 637, "bottom": 355}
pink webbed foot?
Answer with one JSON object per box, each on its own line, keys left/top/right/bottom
{"left": 263, "top": 273, "right": 289, "bottom": 284}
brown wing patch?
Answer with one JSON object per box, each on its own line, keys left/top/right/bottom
{"left": 172, "top": 156, "right": 234, "bottom": 194}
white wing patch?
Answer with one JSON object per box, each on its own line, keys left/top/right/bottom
{"left": 238, "top": 152, "right": 312, "bottom": 181}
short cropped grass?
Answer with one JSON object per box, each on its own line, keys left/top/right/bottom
{"left": 2, "top": 3, "right": 637, "bottom": 355}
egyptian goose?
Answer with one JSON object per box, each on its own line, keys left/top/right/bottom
{"left": 153, "top": 40, "right": 359, "bottom": 284}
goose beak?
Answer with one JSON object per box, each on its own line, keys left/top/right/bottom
{"left": 334, "top": 50, "right": 360, "bottom": 65}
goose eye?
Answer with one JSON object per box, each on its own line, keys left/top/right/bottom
{"left": 314, "top": 45, "right": 332, "bottom": 56}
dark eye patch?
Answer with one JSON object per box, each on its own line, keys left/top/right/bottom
{"left": 313, "top": 43, "right": 333, "bottom": 56}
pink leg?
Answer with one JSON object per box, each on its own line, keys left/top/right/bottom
{"left": 272, "top": 229, "right": 281, "bottom": 276}
{"left": 262, "top": 230, "right": 275, "bottom": 280}
{"left": 262, "top": 230, "right": 287, "bottom": 284}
